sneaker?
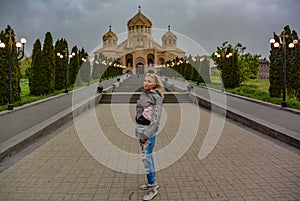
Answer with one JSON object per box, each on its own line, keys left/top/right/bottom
{"left": 140, "top": 184, "right": 159, "bottom": 190}
{"left": 143, "top": 189, "right": 158, "bottom": 200}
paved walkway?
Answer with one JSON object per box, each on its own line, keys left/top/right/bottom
{"left": 0, "top": 77, "right": 120, "bottom": 143}
{"left": 0, "top": 75, "right": 300, "bottom": 201}
{"left": 169, "top": 79, "right": 300, "bottom": 139}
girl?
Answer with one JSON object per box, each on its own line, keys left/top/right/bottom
{"left": 135, "top": 72, "right": 164, "bottom": 200}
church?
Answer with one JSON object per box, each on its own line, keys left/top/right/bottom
{"left": 93, "top": 6, "right": 185, "bottom": 74}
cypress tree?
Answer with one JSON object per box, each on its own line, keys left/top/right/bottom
{"left": 54, "top": 38, "right": 68, "bottom": 90}
{"left": 184, "top": 55, "right": 192, "bottom": 80}
{"left": 173, "top": 61, "right": 180, "bottom": 78}
{"left": 0, "top": 26, "right": 21, "bottom": 104}
{"left": 212, "top": 42, "right": 240, "bottom": 89}
{"left": 79, "top": 48, "right": 90, "bottom": 84}
{"left": 190, "top": 57, "right": 201, "bottom": 84}
{"left": 78, "top": 48, "right": 87, "bottom": 67}
{"left": 80, "top": 61, "right": 90, "bottom": 84}
{"left": 269, "top": 33, "right": 283, "bottom": 97}
{"left": 92, "top": 60, "right": 101, "bottom": 80}
{"left": 29, "top": 39, "right": 43, "bottom": 95}
{"left": 200, "top": 56, "right": 211, "bottom": 84}
{"left": 285, "top": 27, "right": 299, "bottom": 98}
{"left": 69, "top": 45, "right": 80, "bottom": 86}
{"left": 284, "top": 26, "right": 294, "bottom": 97}
{"left": 224, "top": 50, "right": 240, "bottom": 88}
{"left": 39, "top": 32, "right": 55, "bottom": 94}
{"left": 0, "top": 28, "right": 8, "bottom": 104}
{"left": 190, "top": 58, "right": 198, "bottom": 82}
{"left": 269, "top": 25, "right": 300, "bottom": 100}
{"left": 294, "top": 34, "right": 300, "bottom": 100}
{"left": 95, "top": 53, "right": 108, "bottom": 81}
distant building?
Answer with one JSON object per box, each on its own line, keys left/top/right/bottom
{"left": 94, "top": 6, "right": 185, "bottom": 74}
{"left": 258, "top": 58, "right": 270, "bottom": 79}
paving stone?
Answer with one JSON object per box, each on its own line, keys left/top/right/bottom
{"left": 0, "top": 102, "right": 300, "bottom": 200}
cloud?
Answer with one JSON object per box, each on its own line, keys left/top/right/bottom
{"left": 1, "top": 0, "right": 299, "bottom": 58}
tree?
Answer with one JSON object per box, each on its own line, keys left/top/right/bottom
{"left": 195, "top": 55, "right": 211, "bottom": 84}
{"left": 78, "top": 47, "right": 88, "bottom": 67}
{"left": 69, "top": 45, "right": 80, "bottom": 86}
{"left": 294, "top": 34, "right": 300, "bottom": 100}
{"left": 183, "top": 55, "right": 192, "bottom": 80}
{"left": 239, "top": 53, "right": 260, "bottom": 83}
{"left": 20, "top": 57, "right": 32, "bottom": 79}
{"left": 190, "top": 57, "right": 202, "bottom": 84}
{"left": 269, "top": 25, "right": 300, "bottom": 99}
{"left": 79, "top": 48, "right": 90, "bottom": 84}
{"left": 200, "top": 56, "right": 211, "bottom": 83}
{"left": 54, "top": 38, "right": 68, "bottom": 90}
{"left": 29, "top": 39, "right": 43, "bottom": 95}
{"left": 225, "top": 50, "right": 240, "bottom": 88}
{"left": 92, "top": 60, "right": 101, "bottom": 80}
{"left": 285, "top": 27, "right": 300, "bottom": 99}
{"left": 80, "top": 61, "right": 90, "bottom": 84}
{"left": 0, "top": 25, "right": 21, "bottom": 104}
{"left": 38, "top": 32, "right": 55, "bottom": 94}
{"left": 0, "top": 28, "right": 9, "bottom": 104}
{"left": 212, "top": 42, "right": 240, "bottom": 89}
{"left": 269, "top": 33, "right": 282, "bottom": 97}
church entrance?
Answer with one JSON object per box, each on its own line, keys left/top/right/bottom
{"left": 136, "top": 63, "right": 145, "bottom": 74}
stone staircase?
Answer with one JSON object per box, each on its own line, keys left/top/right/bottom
{"left": 99, "top": 92, "right": 193, "bottom": 104}
{"left": 99, "top": 75, "right": 193, "bottom": 104}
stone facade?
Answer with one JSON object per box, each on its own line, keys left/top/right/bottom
{"left": 94, "top": 6, "right": 185, "bottom": 74}
{"left": 258, "top": 58, "right": 270, "bottom": 79}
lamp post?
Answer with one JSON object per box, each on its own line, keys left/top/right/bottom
{"left": 0, "top": 30, "right": 26, "bottom": 110}
{"left": 214, "top": 51, "right": 232, "bottom": 92}
{"left": 57, "top": 48, "right": 75, "bottom": 93}
{"left": 270, "top": 33, "right": 298, "bottom": 107}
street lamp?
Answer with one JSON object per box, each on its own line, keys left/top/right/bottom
{"left": 57, "top": 48, "right": 75, "bottom": 93}
{"left": 214, "top": 51, "right": 232, "bottom": 92}
{"left": 0, "top": 30, "right": 26, "bottom": 110}
{"left": 270, "top": 33, "right": 298, "bottom": 107}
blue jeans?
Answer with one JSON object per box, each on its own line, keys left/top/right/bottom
{"left": 139, "top": 132, "right": 157, "bottom": 187}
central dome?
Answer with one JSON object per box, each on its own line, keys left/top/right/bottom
{"left": 127, "top": 6, "right": 152, "bottom": 28}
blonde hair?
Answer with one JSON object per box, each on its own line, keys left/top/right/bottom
{"left": 146, "top": 73, "right": 164, "bottom": 99}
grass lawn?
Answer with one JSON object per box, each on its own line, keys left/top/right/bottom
{"left": 0, "top": 77, "right": 114, "bottom": 112}
{"left": 225, "top": 79, "right": 300, "bottom": 110}
{"left": 0, "top": 79, "right": 65, "bottom": 111}
{"left": 1, "top": 77, "right": 299, "bottom": 111}
{"left": 190, "top": 76, "right": 300, "bottom": 110}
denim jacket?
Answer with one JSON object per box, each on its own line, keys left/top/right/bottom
{"left": 135, "top": 89, "right": 163, "bottom": 138}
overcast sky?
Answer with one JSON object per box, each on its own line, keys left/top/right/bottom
{"left": 1, "top": 0, "right": 299, "bottom": 59}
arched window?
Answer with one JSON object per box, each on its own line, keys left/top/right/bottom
{"left": 147, "top": 54, "right": 154, "bottom": 66}
{"left": 126, "top": 54, "right": 133, "bottom": 67}
{"left": 159, "top": 58, "right": 165, "bottom": 65}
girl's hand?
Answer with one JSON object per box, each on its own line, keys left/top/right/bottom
{"left": 140, "top": 138, "right": 148, "bottom": 145}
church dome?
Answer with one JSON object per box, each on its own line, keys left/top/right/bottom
{"left": 162, "top": 25, "right": 177, "bottom": 40}
{"left": 102, "top": 25, "right": 117, "bottom": 42}
{"left": 162, "top": 25, "right": 177, "bottom": 48}
{"left": 127, "top": 6, "right": 152, "bottom": 28}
